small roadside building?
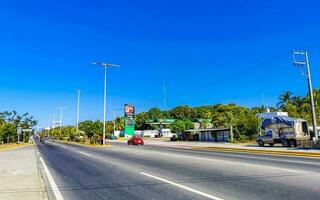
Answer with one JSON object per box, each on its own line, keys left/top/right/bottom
{"left": 183, "top": 128, "right": 231, "bottom": 142}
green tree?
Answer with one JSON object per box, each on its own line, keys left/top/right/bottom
{"left": 170, "top": 105, "right": 196, "bottom": 120}
{"left": 0, "top": 123, "right": 16, "bottom": 143}
{"left": 170, "top": 120, "right": 194, "bottom": 133}
{"left": 277, "top": 91, "right": 293, "bottom": 109}
{"left": 147, "top": 108, "right": 163, "bottom": 119}
{"left": 135, "top": 112, "right": 152, "bottom": 130}
{"left": 79, "top": 120, "right": 102, "bottom": 139}
{"left": 115, "top": 117, "right": 125, "bottom": 131}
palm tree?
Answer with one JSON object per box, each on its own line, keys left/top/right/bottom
{"left": 313, "top": 89, "right": 320, "bottom": 108}
{"left": 277, "top": 91, "right": 293, "bottom": 109}
{"left": 115, "top": 117, "right": 125, "bottom": 131}
{"left": 291, "top": 96, "right": 303, "bottom": 107}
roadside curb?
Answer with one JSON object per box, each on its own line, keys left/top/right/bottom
{"left": 0, "top": 143, "right": 33, "bottom": 151}
{"left": 192, "top": 146, "right": 320, "bottom": 158}
{"left": 33, "top": 144, "right": 48, "bottom": 200}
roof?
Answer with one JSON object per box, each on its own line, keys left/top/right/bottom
{"left": 260, "top": 116, "right": 306, "bottom": 129}
{"left": 185, "top": 128, "right": 230, "bottom": 132}
{"left": 256, "top": 112, "right": 288, "bottom": 118}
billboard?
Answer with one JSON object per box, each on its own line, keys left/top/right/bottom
{"left": 124, "top": 104, "right": 135, "bottom": 135}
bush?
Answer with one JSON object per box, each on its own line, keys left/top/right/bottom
{"left": 236, "top": 134, "right": 249, "bottom": 143}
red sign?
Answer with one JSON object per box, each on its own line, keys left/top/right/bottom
{"left": 125, "top": 104, "right": 134, "bottom": 115}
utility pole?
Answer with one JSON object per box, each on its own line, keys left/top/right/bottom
{"left": 57, "top": 107, "right": 66, "bottom": 136}
{"left": 293, "top": 50, "right": 318, "bottom": 141}
{"left": 92, "top": 62, "right": 120, "bottom": 145}
{"left": 76, "top": 89, "right": 81, "bottom": 136}
{"left": 261, "top": 93, "right": 266, "bottom": 111}
{"left": 163, "top": 81, "right": 166, "bottom": 110}
{"left": 52, "top": 115, "right": 56, "bottom": 129}
{"left": 112, "top": 111, "right": 116, "bottom": 135}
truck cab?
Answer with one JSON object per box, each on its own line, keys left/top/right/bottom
{"left": 256, "top": 128, "right": 277, "bottom": 147}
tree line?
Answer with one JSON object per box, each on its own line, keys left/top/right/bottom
{"left": 43, "top": 104, "right": 261, "bottom": 143}
{"left": 39, "top": 88, "right": 320, "bottom": 143}
{"left": 0, "top": 111, "right": 37, "bottom": 144}
{"left": 276, "top": 89, "right": 320, "bottom": 123}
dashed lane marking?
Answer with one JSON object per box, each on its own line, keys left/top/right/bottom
{"left": 141, "top": 172, "right": 224, "bottom": 200}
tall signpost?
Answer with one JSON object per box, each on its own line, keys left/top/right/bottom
{"left": 124, "top": 104, "right": 135, "bottom": 136}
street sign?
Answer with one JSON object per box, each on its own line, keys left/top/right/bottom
{"left": 22, "top": 129, "right": 33, "bottom": 132}
{"left": 124, "top": 104, "right": 135, "bottom": 135}
{"left": 17, "top": 127, "right": 22, "bottom": 134}
{"left": 146, "top": 119, "right": 176, "bottom": 124}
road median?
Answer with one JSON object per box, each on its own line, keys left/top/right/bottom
{"left": 58, "top": 140, "right": 112, "bottom": 148}
{"left": 192, "top": 146, "right": 320, "bottom": 158}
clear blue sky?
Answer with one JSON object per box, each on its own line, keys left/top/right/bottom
{"left": 1, "top": 0, "right": 320, "bottom": 128}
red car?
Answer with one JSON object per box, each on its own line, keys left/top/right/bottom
{"left": 127, "top": 135, "right": 144, "bottom": 145}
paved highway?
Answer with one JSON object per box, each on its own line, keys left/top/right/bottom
{"left": 36, "top": 141, "right": 320, "bottom": 200}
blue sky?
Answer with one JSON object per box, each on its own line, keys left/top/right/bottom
{"left": 1, "top": 0, "right": 320, "bottom": 127}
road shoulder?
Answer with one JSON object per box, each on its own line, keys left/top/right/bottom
{"left": 0, "top": 145, "right": 46, "bottom": 200}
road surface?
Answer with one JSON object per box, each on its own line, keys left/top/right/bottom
{"left": 36, "top": 141, "right": 320, "bottom": 200}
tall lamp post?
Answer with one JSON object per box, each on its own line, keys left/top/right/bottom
{"left": 293, "top": 50, "right": 318, "bottom": 141}
{"left": 57, "top": 107, "right": 66, "bottom": 136}
{"left": 92, "top": 62, "right": 120, "bottom": 145}
{"left": 76, "top": 89, "right": 81, "bottom": 136}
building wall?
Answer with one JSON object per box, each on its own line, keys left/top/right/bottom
{"left": 198, "top": 130, "right": 230, "bottom": 142}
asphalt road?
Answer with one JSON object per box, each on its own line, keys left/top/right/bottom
{"left": 36, "top": 141, "right": 320, "bottom": 200}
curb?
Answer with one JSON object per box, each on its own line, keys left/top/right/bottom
{"left": 33, "top": 144, "right": 49, "bottom": 200}
{"left": 192, "top": 146, "right": 320, "bottom": 158}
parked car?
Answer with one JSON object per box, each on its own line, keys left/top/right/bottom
{"left": 108, "top": 135, "right": 117, "bottom": 140}
{"left": 127, "top": 135, "right": 144, "bottom": 145}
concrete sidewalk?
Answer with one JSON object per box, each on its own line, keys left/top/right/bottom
{"left": 0, "top": 145, "right": 45, "bottom": 200}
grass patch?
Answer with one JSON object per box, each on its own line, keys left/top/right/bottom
{"left": 0, "top": 143, "right": 33, "bottom": 151}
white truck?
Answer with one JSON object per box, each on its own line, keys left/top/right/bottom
{"left": 256, "top": 112, "right": 310, "bottom": 147}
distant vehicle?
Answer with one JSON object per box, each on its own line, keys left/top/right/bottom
{"left": 108, "top": 135, "right": 117, "bottom": 140}
{"left": 170, "top": 135, "right": 178, "bottom": 141}
{"left": 127, "top": 135, "right": 144, "bottom": 145}
{"left": 256, "top": 112, "right": 310, "bottom": 147}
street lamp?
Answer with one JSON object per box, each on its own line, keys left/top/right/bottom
{"left": 57, "top": 107, "right": 66, "bottom": 136}
{"left": 293, "top": 50, "right": 318, "bottom": 141}
{"left": 76, "top": 89, "right": 81, "bottom": 136}
{"left": 92, "top": 62, "right": 120, "bottom": 145}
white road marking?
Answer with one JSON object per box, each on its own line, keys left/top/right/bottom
{"left": 190, "top": 150, "right": 320, "bottom": 166}
{"left": 51, "top": 142, "right": 66, "bottom": 149}
{"left": 141, "top": 172, "right": 224, "bottom": 200}
{"left": 78, "top": 151, "right": 91, "bottom": 156}
{"left": 39, "top": 157, "right": 64, "bottom": 200}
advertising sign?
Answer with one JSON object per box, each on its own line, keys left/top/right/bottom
{"left": 124, "top": 104, "right": 135, "bottom": 135}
